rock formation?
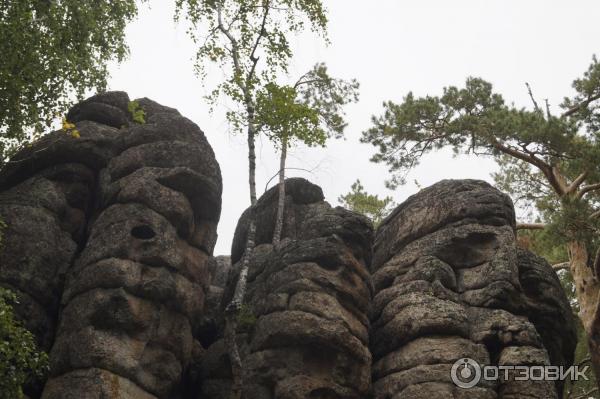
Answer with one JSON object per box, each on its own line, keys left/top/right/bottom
{"left": 370, "top": 179, "right": 576, "bottom": 398}
{"left": 0, "top": 92, "right": 222, "bottom": 398}
{"left": 201, "top": 178, "right": 374, "bottom": 398}
{"left": 0, "top": 92, "right": 577, "bottom": 399}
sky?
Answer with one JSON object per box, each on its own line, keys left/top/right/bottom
{"left": 107, "top": 0, "right": 600, "bottom": 255}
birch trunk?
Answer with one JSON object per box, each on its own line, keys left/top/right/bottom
{"left": 272, "top": 139, "right": 287, "bottom": 248}
{"left": 225, "top": 115, "right": 259, "bottom": 399}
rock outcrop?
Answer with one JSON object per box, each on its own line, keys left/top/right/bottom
{"left": 0, "top": 92, "right": 222, "bottom": 398}
{"left": 0, "top": 92, "right": 576, "bottom": 399}
{"left": 201, "top": 178, "right": 374, "bottom": 398}
{"left": 370, "top": 179, "right": 576, "bottom": 398}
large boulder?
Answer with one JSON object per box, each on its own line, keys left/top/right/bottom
{"left": 0, "top": 92, "right": 222, "bottom": 398}
{"left": 370, "top": 179, "right": 576, "bottom": 398}
{"left": 201, "top": 178, "right": 374, "bottom": 398}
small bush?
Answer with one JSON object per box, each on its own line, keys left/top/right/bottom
{"left": 128, "top": 100, "right": 146, "bottom": 124}
{"left": 0, "top": 288, "right": 49, "bottom": 399}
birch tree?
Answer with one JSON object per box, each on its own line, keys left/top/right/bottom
{"left": 1, "top": 0, "right": 143, "bottom": 158}
{"left": 175, "top": 2, "right": 329, "bottom": 397}
{"left": 255, "top": 63, "right": 359, "bottom": 247}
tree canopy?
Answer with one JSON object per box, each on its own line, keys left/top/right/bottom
{"left": 0, "top": 0, "right": 142, "bottom": 157}
{"left": 175, "top": 0, "right": 329, "bottom": 139}
{"left": 255, "top": 63, "right": 359, "bottom": 149}
{"left": 362, "top": 55, "right": 600, "bottom": 382}
{"left": 361, "top": 59, "right": 600, "bottom": 244}
{"left": 338, "top": 179, "right": 395, "bottom": 227}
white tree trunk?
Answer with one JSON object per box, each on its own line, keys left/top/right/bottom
{"left": 225, "top": 117, "right": 259, "bottom": 399}
{"left": 272, "top": 140, "right": 287, "bottom": 248}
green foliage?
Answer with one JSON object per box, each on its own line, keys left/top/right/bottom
{"left": 518, "top": 229, "right": 569, "bottom": 265}
{"left": 338, "top": 179, "right": 396, "bottom": 227}
{"left": 0, "top": 288, "right": 49, "bottom": 399}
{"left": 0, "top": 0, "right": 143, "bottom": 158}
{"left": 362, "top": 75, "right": 598, "bottom": 188}
{"left": 255, "top": 63, "right": 359, "bottom": 149}
{"left": 61, "top": 118, "right": 80, "bottom": 138}
{"left": 255, "top": 83, "right": 321, "bottom": 148}
{"left": 128, "top": 101, "right": 146, "bottom": 124}
{"left": 175, "top": 0, "right": 329, "bottom": 133}
{"left": 362, "top": 57, "right": 600, "bottom": 256}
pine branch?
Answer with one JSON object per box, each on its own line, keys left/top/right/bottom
{"left": 566, "top": 170, "right": 589, "bottom": 194}
{"left": 562, "top": 93, "right": 600, "bottom": 118}
{"left": 578, "top": 182, "right": 600, "bottom": 199}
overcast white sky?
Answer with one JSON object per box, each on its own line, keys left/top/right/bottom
{"left": 107, "top": 0, "right": 600, "bottom": 255}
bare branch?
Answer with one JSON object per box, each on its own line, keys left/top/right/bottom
{"left": 294, "top": 78, "right": 326, "bottom": 89}
{"left": 526, "top": 82, "right": 540, "bottom": 112}
{"left": 246, "top": 0, "right": 270, "bottom": 89}
{"left": 264, "top": 167, "right": 316, "bottom": 192}
{"left": 216, "top": 4, "right": 241, "bottom": 75}
{"left": 544, "top": 98, "right": 551, "bottom": 119}
{"left": 562, "top": 93, "right": 600, "bottom": 118}
{"left": 516, "top": 223, "right": 546, "bottom": 230}
{"left": 293, "top": 70, "right": 311, "bottom": 88}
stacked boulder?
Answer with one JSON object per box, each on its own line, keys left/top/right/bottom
{"left": 369, "top": 179, "right": 576, "bottom": 398}
{"left": 0, "top": 92, "right": 222, "bottom": 398}
{"left": 201, "top": 178, "right": 373, "bottom": 398}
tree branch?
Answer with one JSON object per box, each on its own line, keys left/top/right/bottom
{"left": 491, "top": 138, "right": 566, "bottom": 195}
{"left": 516, "top": 223, "right": 546, "bottom": 230}
{"left": 578, "top": 182, "right": 600, "bottom": 199}
{"left": 264, "top": 167, "right": 316, "bottom": 192}
{"left": 562, "top": 93, "right": 600, "bottom": 118}
{"left": 526, "top": 82, "right": 540, "bottom": 113}
{"left": 544, "top": 98, "right": 551, "bottom": 119}
{"left": 294, "top": 78, "right": 326, "bottom": 89}
{"left": 216, "top": 4, "right": 241, "bottom": 75}
{"left": 246, "top": 0, "right": 270, "bottom": 88}
{"left": 566, "top": 170, "right": 589, "bottom": 194}
{"left": 552, "top": 262, "right": 570, "bottom": 272}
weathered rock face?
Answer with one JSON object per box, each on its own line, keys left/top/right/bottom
{"left": 201, "top": 178, "right": 374, "bottom": 398}
{"left": 370, "top": 179, "right": 576, "bottom": 398}
{"left": 0, "top": 92, "right": 222, "bottom": 398}
{"left": 0, "top": 92, "right": 576, "bottom": 399}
